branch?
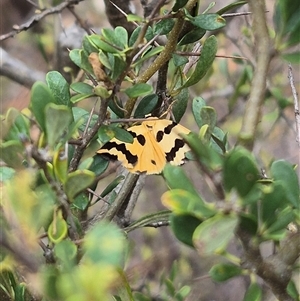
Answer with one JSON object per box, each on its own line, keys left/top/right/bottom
{"left": 288, "top": 63, "right": 300, "bottom": 148}
{"left": 236, "top": 228, "right": 295, "bottom": 301}
{"left": 0, "top": 47, "right": 46, "bottom": 88}
{"left": 238, "top": 0, "right": 272, "bottom": 149}
{"left": 68, "top": 97, "right": 109, "bottom": 172}
{"left": 0, "top": 0, "right": 84, "bottom": 41}
{"left": 104, "top": 173, "right": 140, "bottom": 221}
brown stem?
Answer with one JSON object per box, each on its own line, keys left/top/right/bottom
{"left": 238, "top": 0, "right": 271, "bottom": 149}
{"left": 237, "top": 228, "right": 298, "bottom": 301}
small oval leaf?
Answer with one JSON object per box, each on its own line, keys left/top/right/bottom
{"left": 193, "top": 214, "right": 239, "bottom": 256}
{"left": 209, "top": 263, "right": 243, "bottom": 282}
{"left": 64, "top": 170, "right": 95, "bottom": 201}
{"left": 124, "top": 83, "right": 153, "bottom": 98}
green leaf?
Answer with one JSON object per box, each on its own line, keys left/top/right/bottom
{"left": 53, "top": 146, "right": 68, "bottom": 183}
{"left": 183, "top": 132, "right": 223, "bottom": 171}
{"left": 164, "top": 278, "right": 176, "bottom": 297}
{"left": 154, "top": 19, "right": 175, "bottom": 35}
{"left": 260, "top": 182, "right": 289, "bottom": 229}
{"left": 94, "top": 84, "right": 112, "bottom": 99}
{"left": 172, "top": 87, "right": 189, "bottom": 123}
{"left": 0, "top": 140, "right": 24, "bottom": 168}
{"left": 281, "top": 52, "right": 300, "bottom": 64}
{"left": 170, "top": 214, "right": 201, "bottom": 247}
{"left": 70, "top": 93, "right": 95, "bottom": 103}
{"left": 181, "top": 35, "right": 218, "bottom": 88}
{"left": 134, "top": 94, "right": 158, "bottom": 118}
{"left": 78, "top": 157, "right": 94, "bottom": 171}
{"left": 100, "top": 175, "right": 125, "bottom": 198}
{"left": 172, "top": 0, "right": 189, "bottom": 11}
{"left": 216, "top": 1, "right": 247, "bottom": 15}
{"left": 211, "top": 127, "right": 227, "bottom": 154}
{"left": 124, "top": 210, "right": 171, "bottom": 233}
{"left": 200, "top": 106, "right": 217, "bottom": 131}
{"left": 73, "top": 193, "right": 90, "bottom": 211}
{"left": 133, "top": 46, "right": 164, "bottom": 67}
{"left": 129, "top": 26, "right": 154, "bottom": 47}
{"left": 193, "top": 214, "right": 239, "bottom": 255}
{"left": 45, "top": 103, "right": 73, "bottom": 148}
{"left": 287, "top": 280, "right": 299, "bottom": 300}
{"left": 172, "top": 53, "right": 189, "bottom": 67}
{"left": 70, "top": 82, "right": 94, "bottom": 94}
{"left": 239, "top": 213, "right": 258, "bottom": 235}
{"left": 0, "top": 166, "right": 15, "bottom": 182}
{"left": 88, "top": 34, "right": 120, "bottom": 53}
{"left": 270, "top": 160, "right": 299, "bottom": 208}
{"left": 89, "top": 155, "right": 109, "bottom": 177}
{"left": 83, "top": 221, "right": 125, "bottom": 266}
{"left": 175, "top": 285, "right": 191, "bottom": 299}
{"left": 98, "top": 49, "right": 112, "bottom": 70}
{"left": 161, "top": 189, "right": 216, "bottom": 219}
{"left": 209, "top": 263, "right": 243, "bottom": 282}
{"left": 102, "top": 27, "right": 127, "bottom": 49}
{"left": 69, "top": 49, "right": 82, "bottom": 67}
{"left": 4, "top": 112, "right": 30, "bottom": 141}
{"left": 261, "top": 208, "right": 295, "bottom": 239}
{"left": 274, "top": 0, "right": 300, "bottom": 38}
{"left": 186, "top": 13, "right": 226, "bottom": 31}
{"left": 110, "top": 55, "right": 127, "bottom": 81}
{"left": 64, "top": 170, "right": 95, "bottom": 201}
{"left": 82, "top": 35, "right": 99, "bottom": 54}
{"left": 30, "top": 82, "right": 56, "bottom": 131}
{"left": 223, "top": 147, "right": 260, "bottom": 197}
{"left": 46, "top": 71, "right": 71, "bottom": 107}
{"left": 72, "top": 107, "right": 97, "bottom": 131}
{"left": 192, "top": 96, "right": 206, "bottom": 127}
{"left": 114, "top": 26, "right": 128, "bottom": 48}
{"left": 127, "top": 14, "right": 144, "bottom": 22}
{"left": 98, "top": 125, "right": 116, "bottom": 146}
{"left": 124, "top": 83, "right": 153, "bottom": 98}
{"left": 243, "top": 283, "right": 262, "bottom": 301}
{"left": 113, "top": 126, "right": 134, "bottom": 143}
{"left": 178, "top": 28, "right": 206, "bottom": 46}
{"left": 54, "top": 240, "right": 77, "bottom": 269}
{"left": 108, "top": 97, "right": 125, "bottom": 118}
{"left": 48, "top": 210, "right": 68, "bottom": 244}
{"left": 163, "top": 165, "right": 199, "bottom": 197}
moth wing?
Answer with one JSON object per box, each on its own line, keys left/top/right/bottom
{"left": 97, "top": 131, "right": 139, "bottom": 170}
{"left": 149, "top": 120, "right": 191, "bottom": 166}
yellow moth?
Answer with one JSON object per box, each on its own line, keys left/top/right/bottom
{"left": 97, "top": 117, "right": 191, "bottom": 174}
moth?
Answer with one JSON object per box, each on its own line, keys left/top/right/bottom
{"left": 97, "top": 118, "right": 191, "bottom": 174}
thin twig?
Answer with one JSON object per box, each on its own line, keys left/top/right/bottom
{"left": 0, "top": 0, "right": 84, "bottom": 41}
{"left": 175, "top": 50, "right": 248, "bottom": 61}
{"left": 109, "top": 1, "right": 139, "bottom": 27}
{"left": 26, "top": 0, "right": 40, "bottom": 9}
{"left": 288, "top": 64, "right": 300, "bottom": 147}
{"left": 222, "top": 11, "right": 269, "bottom": 18}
